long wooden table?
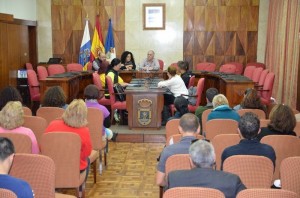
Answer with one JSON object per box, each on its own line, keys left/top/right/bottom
{"left": 39, "top": 72, "right": 93, "bottom": 103}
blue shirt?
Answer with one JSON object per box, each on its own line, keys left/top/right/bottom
{"left": 0, "top": 174, "right": 34, "bottom": 198}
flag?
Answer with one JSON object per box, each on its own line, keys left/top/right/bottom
{"left": 90, "top": 15, "right": 105, "bottom": 63}
{"left": 79, "top": 20, "right": 91, "bottom": 70}
{"left": 105, "top": 18, "right": 116, "bottom": 61}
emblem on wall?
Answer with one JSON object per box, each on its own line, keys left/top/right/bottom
{"left": 137, "top": 99, "right": 153, "bottom": 125}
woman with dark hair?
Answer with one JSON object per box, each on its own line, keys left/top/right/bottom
{"left": 233, "top": 88, "right": 266, "bottom": 113}
{"left": 168, "top": 96, "right": 189, "bottom": 121}
{"left": 257, "top": 104, "right": 297, "bottom": 140}
{"left": 120, "top": 51, "right": 136, "bottom": 70}
{"left": 177, "top": 61, "right": 193, "bottom": 88}
{"left": 41, "top": 86, "right": 68, "bottom": 109}
{"left": 106, "top": 58, "right": 128, "bottom": 87}
{"left": 0, "top": 86, "right": 23, "bottom": 110}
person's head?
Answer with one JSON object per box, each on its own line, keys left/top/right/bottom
{"left": 238, "top": 112, "right": 260, "bottom": 139}
{"left": 268, "top": 104, "right": 296, "bottom": 133}
{"left": 42, "top": 86, "right": 66, "bottom": 108}
{"left": 212, "top": 94, "right": 229, "bottom": 108}
{"left": 98, "top": 52, "right": 107, "bottom": 62}
{"left": 84, "top": 84, "right": 103, "bottom": 100}
{"left": 0, "top": 101, "right": 24, "bottom": 130}
{"left": 0, "top": 137, "right": 15, "bottom": 173}
{"left": 179, "top": 113, "right": 200, "bottom": 134}
{"left": 121, "top": 51, "right": 135, "bottom": 64}
{"left": 167, "top": 65, "right": 177, "bottom": 77}
{"left": 241, "top": 88, "right": 263, "bottom": 109}
{"left": 147, "top": 50, "right": 155, "bottom": 61}
{"left": 0, "top": 86, "right": 23, "bottom": 110}
{"left": 206, "top": 88, "right": 219, "bottom": 103}
{"left": 62, "top": 99, "right": 87, "bottom": 128}
{"left": 174, "top": 96, "right": 189, "bottom": 116}
{"left": 109, "top": 58, "right": 122, "bottom": 72}
{"left": 177, "top": 61, "right": 189, "bottom": 73}
{"left": 189, "top": 140, "right": 216, "bottom": 168}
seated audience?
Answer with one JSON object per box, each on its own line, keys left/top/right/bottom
{"left": 207, "top": 94, "right": 240, "bottom": 122}
{"left": 0, "top": 137, "right": 34, "bottom": 198}
{"left": 168, "top": 96, "right": 189, "bottom": 121}
{"left": 233, "top": 88, "right": 266, "bottom": 113}
{"left": 140, "top": 50, "right": 160, "bottom": 71}
{"left": 257, "top": 104, "right": 297, "bottom": 140}
{"left": 41, "top": 86, "right": 68, "bottom": 109}
{"left": 156, "top": 113, "right": 200, "bottom": 186}
{"left": 0, "top": 101, "right": 39, "bottom": 154}
{"left": 0, "top": 86, "right": 23, "bottom": 110}
{"left": 93, "top": 51, "right": 109, "bottom": 71}
{"left": 84, "top": 85, "right": 118, "bottom": 141}
{"left": 166, "top": 140, "right": 246, "bottom": 198}
{"left": 45, "top": 99, "right": 92, "bottom": 175}
{"left": 195, "top": 88, "right": 219, "bottom": 132}
{"left": 120, "top": 51, "right": 136, "bottom": 70}
{"left": 177, "top": 61, "right": 193, "bottom": 88}
{"left": 221, "top": 112, "right": 276, "bottom": 169}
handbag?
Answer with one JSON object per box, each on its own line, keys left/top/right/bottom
{"left": 113, "top": 83, "right": 126, "bottom": 101}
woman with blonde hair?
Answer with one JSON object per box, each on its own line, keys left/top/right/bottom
{"left": 45, "top": 99, "right": 92, "bottom": 173}
{"left": 207, "top": 94, "right": 240, "bottom": 122}
{"left": 0, "top": 101, "right": 39, "bottom": 154}
{"left": 257, "top": 104, "right": 296, "bottom": 140}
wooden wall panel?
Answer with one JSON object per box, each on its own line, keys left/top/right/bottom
{"left": 51, "top": 0, "right": 125, "bottom": 64}
{"left": 184, "top": 0, "right": 259, "bottom": 70}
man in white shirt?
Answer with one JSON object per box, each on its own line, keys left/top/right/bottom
{"left": 140, "top": 50, "right": 160, "bottom": 71}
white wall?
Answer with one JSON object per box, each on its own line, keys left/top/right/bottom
{"left": 257, "top": 0, "right": 269, "bottom": 63}
{"left": 0, "top": 0, "right": 36, "bottom": 21}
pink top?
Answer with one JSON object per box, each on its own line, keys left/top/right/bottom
{"left": 0, "top": 126, "right": 39, "bottom": 154}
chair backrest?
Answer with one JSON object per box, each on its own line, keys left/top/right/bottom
{"left": 261, "top": 72, "right": 275, "bottom": 104}
{"left": 195, "top": 62, "right": 216, "bottom": 72}
{"left": 37, "top": 66, "right": 49, "bottom": 80}
{"left": 22, "top": 106, "right": 32, "bottom": 116}
{"left": 9, "top": 154, "right": 56, "bottom": 198}
{"left": 40, "top": 132, "right": 82, "bottom": 188}
{"left": 261, "top": 135, "right": 300, "bottom": 180}
{"left": 0, "top": 188, "right": 17, "bottom": 198}
{"left": 246, "top": 62, "right": 266, "bottom": 69}
{"left": 227, "top": 62, "right": 244, "bottom": 74}
{"left": 223, "top": 155, "right": 274, "bottom": 188}
{"left": 87, "top": 108, "right": 106, "bottom": 150}
{"left": 27, "top": 69, "right": 40, "bottom": 102}
{"left": 105, "top": 76, "right": 117, "bottom": 104}
{"left": 193, "top": 78, "right": 205, "bottom": 107}
{"left": 165, "top": 119, "right": 180, "bottom": 142}
{"left": 47, "top": 64, "right": 65, "bottom": 76}
{"left": 280, "top": 157, "right": 300, "bottom": 196}
{"left": 237, "top": 109, "right": 266, "bottom": 119}
{"left": 243, "top": 66, "right": 256, "bottom": 79}
{"left": 36, "top": 107, "right": 65, "bottom": 125}
{"left": 187, "top": 75, "right": 195, "bottom": 88}
{"left": 219, "top": 64, "right": 236, "bottom": 74}
{"left": 260, "top": 119, "right": 270, "bottom": 128}
{"left": 211, "top": 134, "right": 241, "bottom": 170}
{"left": 258, "top": 69, "right": 269, "bottom": 86}
{"left": 158, "top": 59, "right": 164, "bottom": 70}
{"left": 205, "top": 119, "right": 239, "bottom": 140}
{"left": 92, "top": 72, "right": 102, "bottom": 90}
{"left": 166, "top": 134, "right": 204, "bottom": 146}
{"left": 0, "top": 133, "right": 32, "bottom": 154}
{"left": 201, "top": 109, "right": 213, "bottom": 133}
{"left": 165, "top": 154, "right": 191, "bottom": 177}
{"left": 251, "top": 67, "right": 263, "bottom": 83}
{"left": 294, "top": 121, "right": 300, "bottom": 137}
{"left": 163, "top": 187, "right": 225, "bottom": 198}
{"left": 23, "top": 115, "right": 47, "bottom": 145}
{"left": 87, "top": 62, "right": 92, "bottom": 70}
{"left": 67, "top": 63, "right": 83, "bottom": 72}
{"left": 237, "top": 189, "right": 298, "bottom": 198}
{"left": 25, "top": 63, "right": 33, "bottom": 70}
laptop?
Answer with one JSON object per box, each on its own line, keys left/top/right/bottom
{"left": 47, "top": 58, "right": 62, "bottom": 64}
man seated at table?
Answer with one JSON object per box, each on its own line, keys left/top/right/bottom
{"left": 93, "top": 51, "right": 109, "bottom": 71}
{"left": 0, "top": 137, "right": 34, "bottom": 198}
{"left": 140, "top": 50, "right": 160, "bottom": 71}
{"left": 166, "top": 139, "right": 246, "bottom": 198}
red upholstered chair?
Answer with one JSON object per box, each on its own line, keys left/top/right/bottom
{"left": 260, "top": 72, "right": 275, "bottom": 105}
{"left": 195, "top": 62, "right": 216, "bottom": 72}
{"left": 27, "top": 69, "right": 40, "bottom": 102}
{"left": 187, "top": 78, "right": 205, "bottom": 113}
{"left": 280, "top": 157, "right": 300, "bottom": 196}
{"left": 187, "top": 75, "right": 195, "bottom": 88}
{"left": 86, "top": 62, "right": 92, "bottom": 71}
{"left": 243, "top": 66, "right": 256, "bottom": 79}
{"left": 25, "top": 62, "right": 33, "bottom": 70}
{"left": 256, "top": 69, "right": 269, "bottom": 87}
{"left": 251, "top": 67, "right": 263, "bottom": 83}
{"left": 92, "top": 73, "right": 110, "bottom": 106}
{"left": 164, "top": 187, "right": 225, "bottom": 198}
{"left": 47, "top": 64, "right": 65, "bottom": 76}
{"left": 219, "top": 64, "right": 236, "bottom": 74}
{"left": 0, "top": 189, "right": 17, "bottom": 198}
{"left": 105, "top": 76, "right": 127, "bottom": 122}
{"left": 227, "top": 62, "right": 244, "bottom": 75}
{"left": 37, "top": 66, "right": 48, "bottom": 80}
{"left": 237, "top": 189, "right": 297, "bottom": 198}
{"left": 246, "top": 62, "right": 266, "bottom": 69}
{"left": 67, "top": 63, "right": 83, "bottom": 72}
{"left": 158, "top": 59, "right": 164, "bottom": 70}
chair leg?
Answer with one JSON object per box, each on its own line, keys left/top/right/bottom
{"left": 93, "top": 161, "right": 96, "bottom": 183}
{"left": 99, "top": 151, "right": 103, "bottom": 175}
{"left": 110, "top": 109, "right": 114, "bottom": 123}
{"left": 104, "top": 151, "right": 107, "bottom": 166}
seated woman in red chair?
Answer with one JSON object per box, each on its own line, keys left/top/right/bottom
{"left": 120, "top": 51, "right": 136, "bottom": 71}
{"left": 41, "top": 86, "right": 68, "bottom": 109}
{"left": 0, "top": 86, "right": 23, "bottom": 111}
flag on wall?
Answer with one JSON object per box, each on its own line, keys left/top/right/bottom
{"left": 79, "top": 20, "right": 91, "bottom": 70}
{"left": 105, "top": 18, "right": 116, "bottom": 61}
{"left": 90, "top": 15, "right": 105, "bottom": 62}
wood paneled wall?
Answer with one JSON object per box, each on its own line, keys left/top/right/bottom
{"left": 51, "top": 0, "right": 125, "bottom": 64}
{"left": 184, "top": 0, "right": 259, "bottom": 70}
